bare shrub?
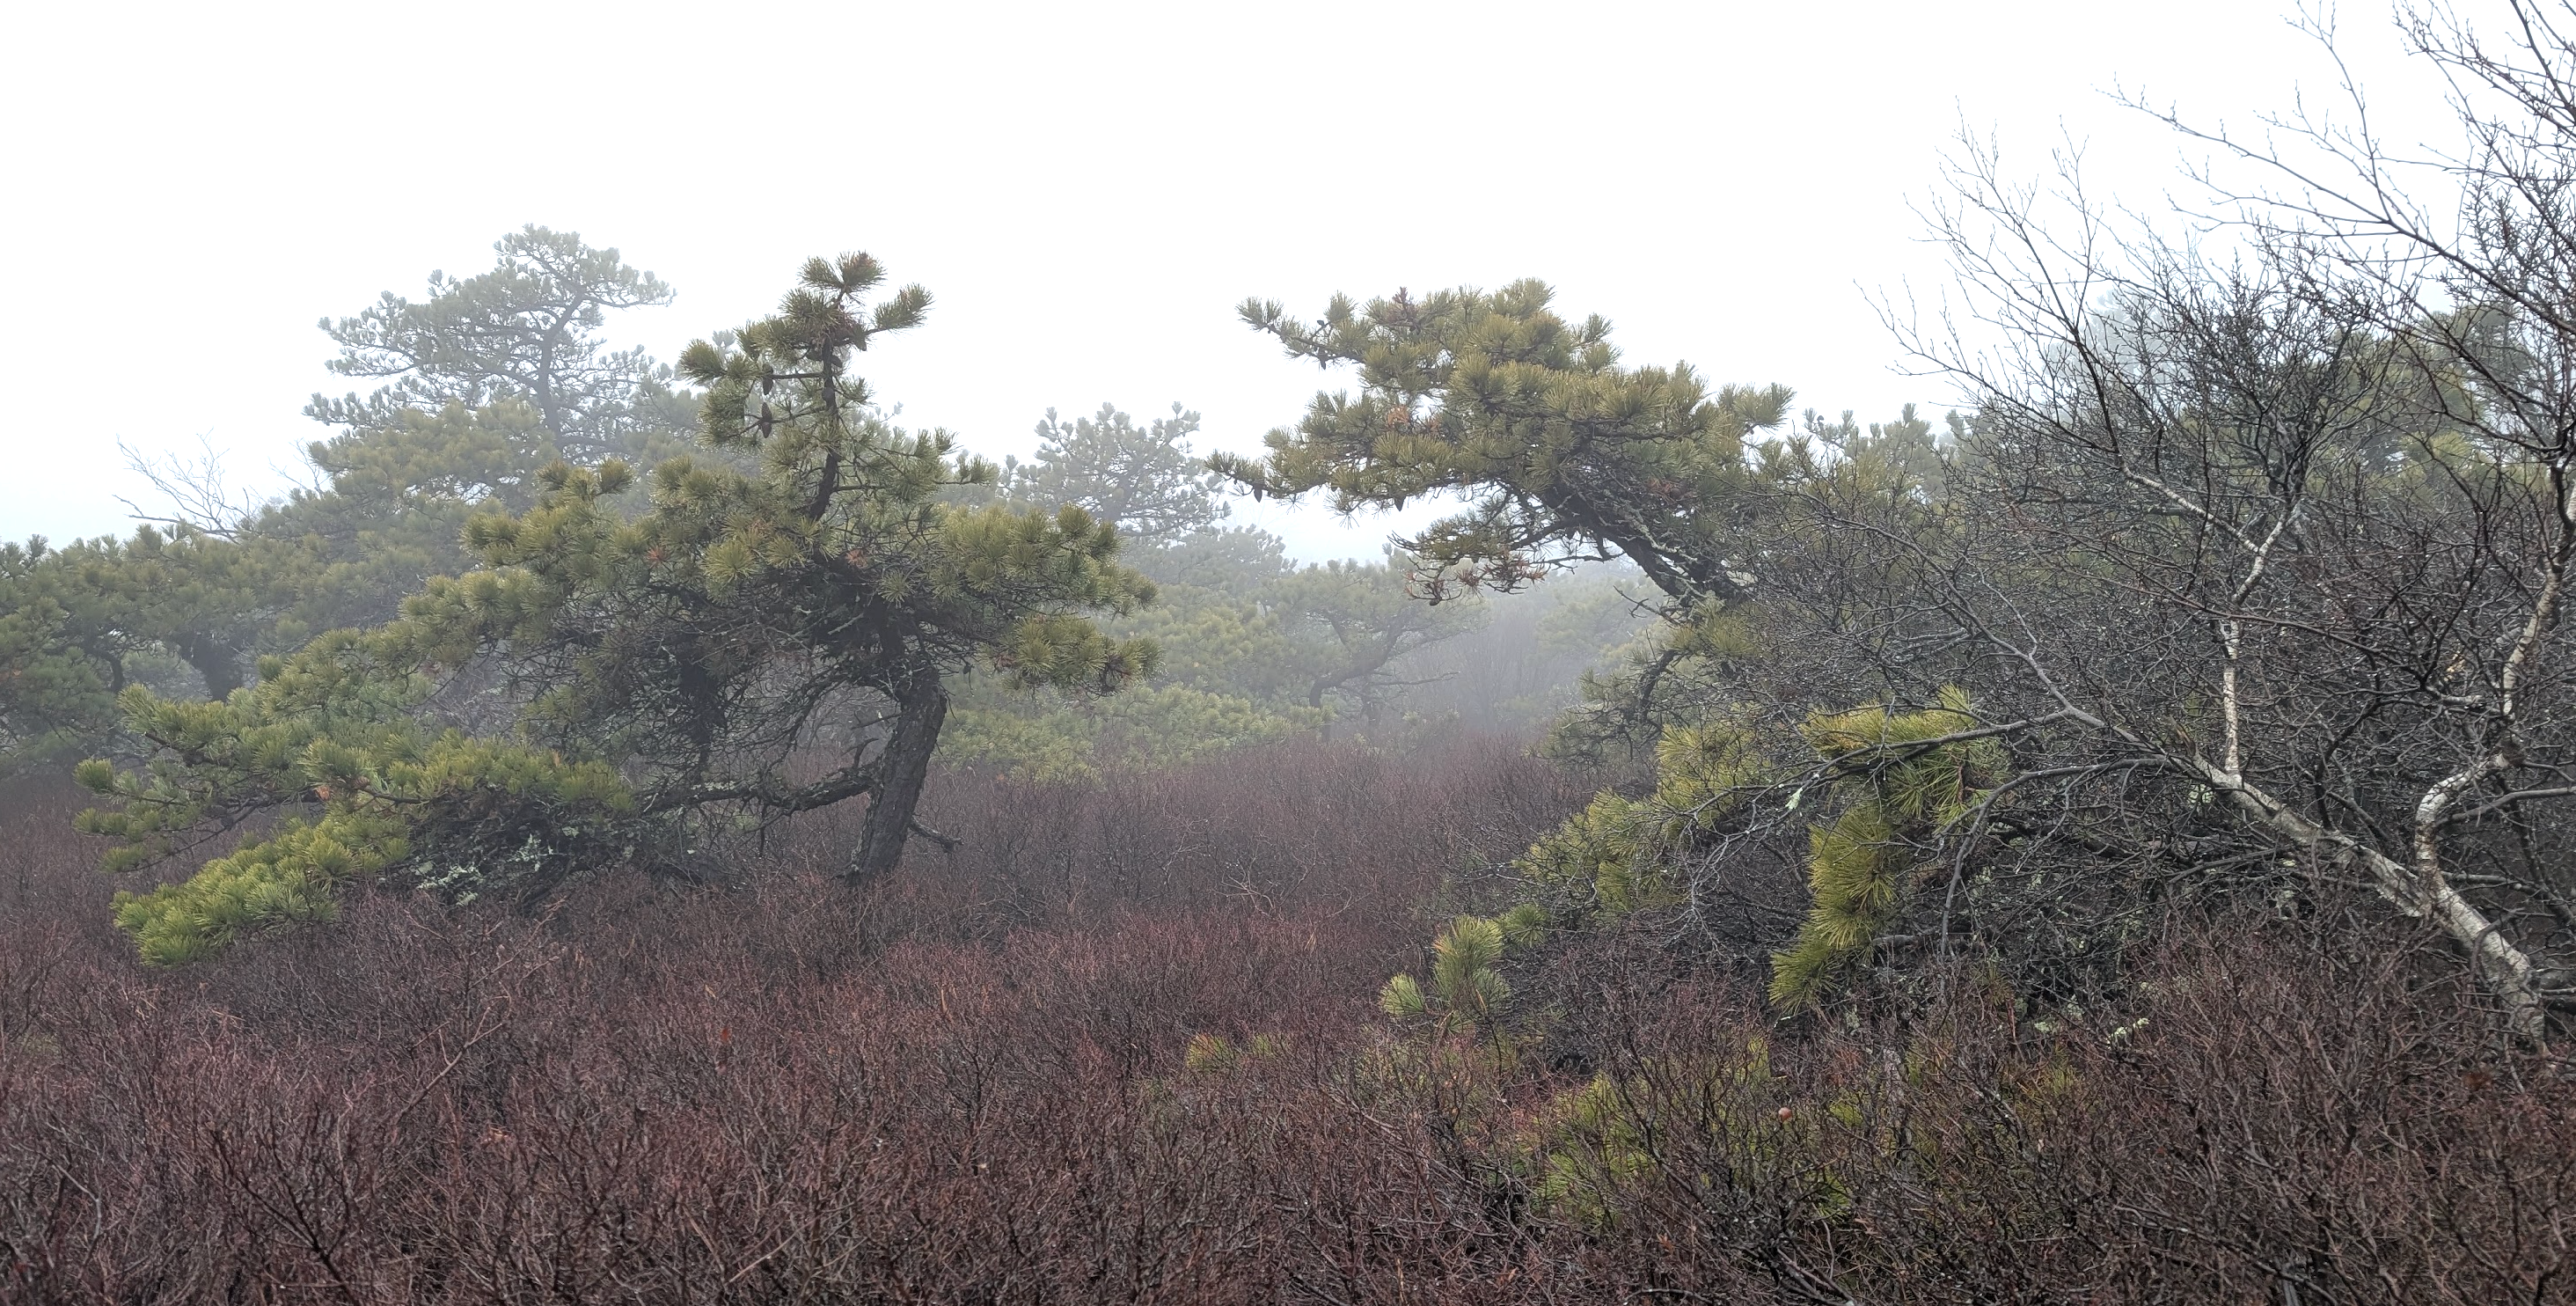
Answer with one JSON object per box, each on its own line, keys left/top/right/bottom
{"left": 2, "top": 744, "right": 2565, "bottom": 1303}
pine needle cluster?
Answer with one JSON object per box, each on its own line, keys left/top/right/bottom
{"left": 1513, "top": 688, "right": 2008, "bottom": 1009}
{"left": 72, "top": 253, "right": 1163, "bottom": 959}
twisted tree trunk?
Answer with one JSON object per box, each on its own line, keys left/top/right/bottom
{"left": 847, "top": 672, "right": 948, "bottom": 884}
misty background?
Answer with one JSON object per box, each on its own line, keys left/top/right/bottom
{"left": 3, "top": 0, "right": 2433, "bottom": 557}
{"left": 17, "top": 5, "right": 2576, "bottom": 1293}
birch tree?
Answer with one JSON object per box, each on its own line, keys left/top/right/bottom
{"left": 1866, "top": 3, "right": 2576, "bottom": 1035}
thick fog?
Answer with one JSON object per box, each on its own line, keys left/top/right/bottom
{"left": 3, "top": 0, "right": 2428, "bottom": 556}
{"left": 18, "top": 8, "right": 2576, "bottom": 1290}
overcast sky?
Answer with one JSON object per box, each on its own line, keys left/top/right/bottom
{"left": 3, "top": 0, "right": 2445, "bottom": 558}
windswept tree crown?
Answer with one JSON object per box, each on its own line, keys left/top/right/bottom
{"left": 77, "top": 252, "right": 1158, "bottom": 962}
{"left": 1219, "top": 281, "right": 1793, "bottom": 606}
{"left": 311, "top": 224, "right": 679, "bottom": 458}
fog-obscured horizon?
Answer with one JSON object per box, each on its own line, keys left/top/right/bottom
{"left": 2, "top": 0, "right": 2436, "bottom": 559}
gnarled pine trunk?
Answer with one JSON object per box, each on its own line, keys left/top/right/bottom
{"left": 847, "top": 673, "right": 948, "bottom": 884}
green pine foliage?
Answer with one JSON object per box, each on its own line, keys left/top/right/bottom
{"left": 1266, "top": 552, "right": 1488, "bottom": 727}
{"left": 1225, "top": 276, "right": 2007, "bottom": 1008}
{"left": 1512, "top": 689, "right": 2008, "bottom": 1009}
{"left": 1767, "top": 689, "right": 2009, "bottom": 1008}
{"left": 934, "top": 515, "right": 1323, "bottom": 781}
{"left": 310, "top": 224, "right": 684, "bottom": 460}
{"left": 1222, "top": 281, "right": 1795, "bottom": 606}
{"left": 1008, "top": 403, "right": 1230, "bottom": 544}
{"left": 2, "top": 231, "right": 694, "bottom": 778}
{"left": 1180, "top": 1031, "right": 1286, "bottom": 1075}
{"left": 1523, "top": 1037, "right": 1804, "bottom": 1229}
{"left": 1519, "top": 718, "right": 1775, "bottom": 913}
{"left": 0, "top": 557, "right": 120, "bottom": 774}
{"left": 72, "top": 620, "right": 640, "bottom": 962}
{"left": 74, "top": 252, "right": 1161, "bottom": 960}
{"left": 950, "top": 401, "right": 1494, "bottom": 779}
{"left": 1378, "top": 906, "right": 1542, "bottom": 1041}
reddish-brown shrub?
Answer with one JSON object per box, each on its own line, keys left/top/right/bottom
{"left": 1, "top": 740, "right": 2567, "bottom": 1304}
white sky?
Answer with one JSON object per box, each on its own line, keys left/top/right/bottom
{"left": 2, "top": 0, "right": 2448, "bottom": 559}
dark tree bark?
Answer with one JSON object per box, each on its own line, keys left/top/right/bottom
{"left": 175, "top": 632, "right": 243, "bottom": 700}
{"left": 847, "top": 672, "right": 948, "bottom": 884}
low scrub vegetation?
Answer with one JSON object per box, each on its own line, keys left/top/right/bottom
{"left": 4, "top": 747, "right": 2569, "bottom": 1304}
{"left": 12, "top": 4, "right": 2576, "bottom": 1302}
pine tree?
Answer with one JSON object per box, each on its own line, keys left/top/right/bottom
{"left": 76, "top": 252, "right": 1159, "bottom": 960}
{"left": 2, "top": 232, "right": 692, "bottom": 778}
{"left": 941, "top": 407, "right": 1347, "bottom": 778}
{"left": 1010, "top": 402, "right": 1228, "bottom": 543}
{"left": 0, "top": 526, "right": 278, "bottom": 730}
{"left": 309, "top": 225, "right": 683, "bottom": 460}
{"left": 1264, "top": 551, "right": 1486, "bottom": 727}
{"left": 1221, "top": 282, "right": 1795, "bottom": 609}
{"left": 1514, "top": 689, "right": 2007, "bottom": 1009}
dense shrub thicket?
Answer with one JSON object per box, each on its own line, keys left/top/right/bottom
{"left": 15, "top": 8, "right": 2576, "bottom": 1303}
{"left": 4, "top": 742, "right": 2568, "bottom": 1305}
